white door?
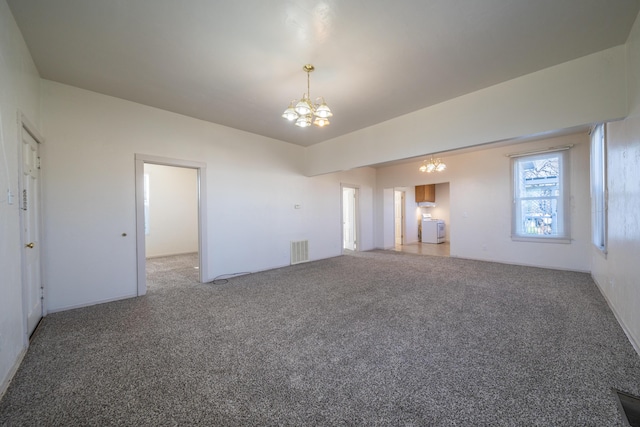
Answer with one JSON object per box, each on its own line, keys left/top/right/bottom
{"left": 394, "top": 191, "right": 404, "bottom": 246}
{"left": 21, "top": 129, "right": 43, "bottom": 336}
{"left": 342, "top": 187, "right": 357, "bottom": 251}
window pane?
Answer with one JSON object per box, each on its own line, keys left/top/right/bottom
{"left": 590, "top": 123, "right": 606, "bottom": 251}
{"left": 517, "top": 156, "right": 560, "bottom": 198}
{"left": 519, "top": 198, "right": 558, "bottom": 236}
{"left": 512, "top": 149, "right": 568, "bottom": 240}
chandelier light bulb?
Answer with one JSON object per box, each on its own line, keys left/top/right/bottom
{"left": 315, "top": 98, "right": 333, "bottom": 118}
{"left": 295, "top": 115, "right": 312, "bottom": 128}
{"left": 295, "top": 95, "right": 312, "bottom": 116}
{"left": 282, "top": 101, "right": 299, "bottom": 121}
{"left": 314, "top": 117, "right": 330, "bottom": 127}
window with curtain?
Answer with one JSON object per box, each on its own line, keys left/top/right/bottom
{"left": 511, "top": 150, "right": 570, "bottom": 242}
{"left": 590, "top": 123, "right": 607, "bottom": 253}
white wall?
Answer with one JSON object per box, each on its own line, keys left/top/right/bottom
{"left": 144, "top": 164, "right": 198, "bottom": 258}
{"left": 377, "top": 133, "right": 591, "bottom": 272}
{"left": 307, "top": 46, "right": 627, "bottom": 176}
{"left": 0, "top": 0, "right": 42, "bottom": 394}
{"left": 40, "top": 80, "right": 377, "bottom": 312}
{"left": 591, "top": 11, "right": 640, "bottom": 352}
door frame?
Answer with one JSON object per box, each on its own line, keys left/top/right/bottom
{"left": 134, "top": 154, "right": 208, "bottom": 296}
{"left": 340, "top": 184, "right": 360, "bottom": 253}
{"left": 18, "top": 112, "right": 45, "bottom": 345}
{"left": 394, "top": 190, "right": 405, "bottom": 246}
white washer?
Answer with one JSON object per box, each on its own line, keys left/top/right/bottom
{"left": 422, "top": 217, "right": 445, "bottom": 244}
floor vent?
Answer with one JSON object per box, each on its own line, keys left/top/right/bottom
{"left": 613, "top": 389, "right": 640, "bottom": 427}
{"left": 290, "top": 240, "right": 309, "bottom": 265}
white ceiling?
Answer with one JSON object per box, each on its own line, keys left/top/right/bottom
{"left": 7, "top": 0, "right": 640, "bottom": 147}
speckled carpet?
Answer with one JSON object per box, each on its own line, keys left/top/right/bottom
{"left": 1, "top": 251, "right": 639, "bottom": 426}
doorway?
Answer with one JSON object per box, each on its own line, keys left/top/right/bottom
{"left": 135, "top": 154, "right": 208, "bottom": 295}
{"left": 143, "top": 164, "right": 199, "bottom": 289}
{"left": 394, "top": 190, "right": 405, "bottom": 247}
{"left": 341, "top": 185, "right": 359, "bottom": 252}
{"left": 19, "top": 114, "right": 44, "bottom": 340}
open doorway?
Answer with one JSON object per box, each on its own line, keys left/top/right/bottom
{"left": 394, "top": 190, "right": 405, "bottom": 248}
{"left": 143, "top": 164, "right": 198, "bottom": 290}
{"left": 135, "top": 154, "right": 208, "bottom": 296}
{"left": 341, "top": 185, "right": 359, "bottom": 252}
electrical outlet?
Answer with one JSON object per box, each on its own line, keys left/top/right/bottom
{"left": 7, "top": 189, "right": 13, "bottom": 205}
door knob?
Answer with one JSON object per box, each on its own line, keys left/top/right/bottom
{"left": 25, "top": 242, "right": 35, "bottom": 249}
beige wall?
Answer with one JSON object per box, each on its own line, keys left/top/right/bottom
{"left": 591, "top": 12, "right": 640, "bottom": 352}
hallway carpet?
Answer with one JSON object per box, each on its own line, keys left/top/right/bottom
{"left": 1, "top": 251, "right": 639, "bottom": 425}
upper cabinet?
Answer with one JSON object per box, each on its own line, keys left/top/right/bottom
{"left": 415, "top": 184, "right": 436, "bottom": 203}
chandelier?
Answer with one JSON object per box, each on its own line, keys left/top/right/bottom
{"left": 419, "top": 157, "right": 446, "bottom": 173}
{"left": 282, "top": 64, "right": 333, "bottom": 128}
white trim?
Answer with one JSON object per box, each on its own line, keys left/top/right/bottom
{"left": 506, "top": 144, "right": 573, "bottom": 158}
{"left": 447, "top": 254, "right": 590, "bottom": 274}
{"left": 591, "top": 275, "right": 640, "bottom": 357}
{"left": 134, "top": 154, "right": 208, "bottom": 295}
{"left": 340, "top": 183, "right": 360, "bottom": 253}
{"left": 47, "top": 293, "right": 138, "bottom": 314}
{"left": 17, "top": 112, "right": 46, "bottom": 349}
{"left": 511, "top": 149, "right": 570, "bottom": 241}
{"left": 145, "top": 251, "right": 199, "bottom": 259}
{"left": 510, "top": 236, "right": 572, "bottom": 244}
{"left": 0, "top": 347, "right": 27, "bottom": 400}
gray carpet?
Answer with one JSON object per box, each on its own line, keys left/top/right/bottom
{"left": 1, "top": 250, "right": 640, "bottom": 426}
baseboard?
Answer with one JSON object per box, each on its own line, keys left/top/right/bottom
{"left": 449, "top": 254, "right": 590, "bottom": 274}
{"left": 591, "top": 275, "right": 640, "bottom": 357}
{"left": 0, "top": 347, "right": 27, "bottom": 400}
{"left": 146, "top": 251, "right": 198, "bottom": 259}
{"left": 48, "top": 292, "right": 138, "bottom": 314}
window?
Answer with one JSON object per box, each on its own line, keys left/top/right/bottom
{"left": 590, "top": 124, "right": 607, "bottom": 253}
{"left": 512, "top": 149, "right": 570, "bottom": 242}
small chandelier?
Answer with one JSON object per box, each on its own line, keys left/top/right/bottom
{"left": 282, "top": 64, "right": 333, "bottom": 128}
{"left": 419, "top": 157, "right": 446, "bottom": 173}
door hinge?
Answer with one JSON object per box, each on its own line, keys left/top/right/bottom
{"left": 37, "top": 157, "right": 41, "bottom": 170}
{"left": 40, "top": 287, "right": 44, "bottom": 300}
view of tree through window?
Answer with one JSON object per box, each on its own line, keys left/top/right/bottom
{"left": 513, "top": 151, "right": 567, "bottom": 239}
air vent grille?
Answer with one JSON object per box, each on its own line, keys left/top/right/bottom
{"left": 290, "top": 240, "right": 309, "bottom": 265}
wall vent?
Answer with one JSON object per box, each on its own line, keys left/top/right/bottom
{"left": 290, "top": 240, "right": 309, "bottom": 265}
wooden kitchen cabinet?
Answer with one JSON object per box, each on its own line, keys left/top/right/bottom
{"left": 415, "top": 184, "right": 436, "bottom": 202}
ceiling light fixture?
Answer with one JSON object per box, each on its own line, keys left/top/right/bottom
{"left": 419, "top": 157, "right": 446, "bottom": 173}
{"left": 282, "top": 64, "right": 333, "bottom": 128}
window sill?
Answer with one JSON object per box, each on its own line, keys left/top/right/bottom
{"left": 511, "top": 235, "right": 571, "bottom": 244}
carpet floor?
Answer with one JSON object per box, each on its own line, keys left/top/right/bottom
{"left": 1, "top": 251, "right": 639, "bottom": 426}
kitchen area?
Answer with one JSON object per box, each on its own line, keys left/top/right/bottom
{"left": 415, "top": 183, "right": 448, "bottom": 244}
{"left": 393, "top": 182, "right": 450, "bottom": 257}
{"left": 418, "top": 182, "right": 450, "bottom": 256}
